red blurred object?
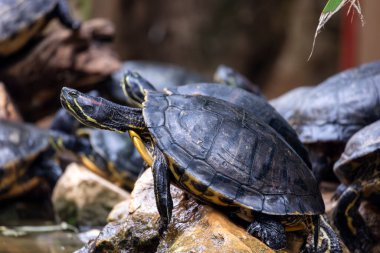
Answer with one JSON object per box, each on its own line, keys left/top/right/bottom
{"left": 339, "top": 4, "right": 360, "bottom": 70}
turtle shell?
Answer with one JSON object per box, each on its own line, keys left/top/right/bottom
{"left": 289, "top": 60, "right": 380, "bottom": 144}
{"left": 88, "top": 129, "right": 144, "bottom": 181}
{"left": 143, "top": 91, "right": 324, "bottom": 216}
{"left": 0, "top": 119, "right": 50, "bottom": 191}
{"left": 170, "top": 83, "right": 311, "bottom": 169}
{"left": 269, "top": 86, "right": 313, "bottom": 120}
{"left": 0, "top": 0, "right": 58, "bottom": 55}
{"left": 334, "top": 120, "right": 380, "bottom": 185}
{"left": 107, "top": 61, "right": 208, "bottom": 103}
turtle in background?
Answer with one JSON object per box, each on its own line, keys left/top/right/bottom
{"left": 105, "top": 61, "right": 260, "bottom": 103}
{"left": 0, "top": 119, "right": 88, "bottom": 201}
{"left": 121, "top": 71, "right": 311, "bottom": 169}
{"left": 60, "top": 87, "right": 342, "bottom": 252}
{"left": 0, "top": 0, "right": 80, "bottom": 57}
{"left": 269, "top": 86, "right": 313, "bottom": 120}
{"left": 333, "top": 119, "right": 380, "bottom": 253}
{"left": 286, "top": 60, "right": 380, "bottom": 182}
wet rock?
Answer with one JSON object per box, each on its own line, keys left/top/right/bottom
{"left": 52, "top": 163, "right": 130, "bottom": 227}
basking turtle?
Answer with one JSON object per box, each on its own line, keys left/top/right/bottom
{"left": 287, "top": 60, "right": 380, "bottom": 182}
{"left": 50, "top": 105, "right": 144, "bottom": 190}
{"left": 214, "top": 64, "right": 261, "bottom": 95}
{"left": 0, "top": 119, "right": 86, "bottom": 200}
{"left": 75, "top": 128, "right": 144, "bottom": 190}
{"left": 121, "top": 71, "right": 311, "bottom": 169}
{"left": 60, "top": 87, "right": 342, "bottom": 252}
{"left": 0, "top": 0, "right": 80, "bottom": 57}
{"left": 269, "top": 86, "right": 313, "bottom": 120}
{"left": 106, "top": 61, "right": 260, "bottom": 103}
{"left": 106, "top": 61, "right": 209, "bottom": 103}
{"left": 332, "top": 120, "right": 380, "bottom": 253}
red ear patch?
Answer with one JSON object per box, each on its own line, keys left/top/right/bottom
{"left": 82, "top": 96, "right": 103, "bottom": 106}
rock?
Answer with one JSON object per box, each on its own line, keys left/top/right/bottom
{"left": 0, "top": 82, "right": 22, "bottom": 121}
{"left": 77, "top": 169, "right": 312, "bottom": 253}
{"left": 0, "top": 18, "right": 121, "bottom": 121}
{"left": 52, "top": 163, "right": 130, "bottom": 226}
{"left": 107, "top": 199, "right": 130, "bottom": 223}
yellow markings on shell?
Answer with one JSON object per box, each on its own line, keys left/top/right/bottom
{"left": 345, "top": 189, "right": 360, "bottom": 235}
{"left": 129, "top": 130, "right": 153, "bottom": 166}
{"left": 178, "top": 171, "right": 234, "bottom": 207}
{"left": 0, "top": 177, "right": 42, "bottom": 201}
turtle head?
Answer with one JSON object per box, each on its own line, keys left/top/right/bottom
{"left": 60, "top": 87, "right": 146, "bottom": 132}
{"left": 121, "top": 71, "right": 157, "bottom": 107}
{"left": 214, "top": 65, "right": 260, "bottom": 95}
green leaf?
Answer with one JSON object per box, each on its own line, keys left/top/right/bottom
{"left": 323, "top": 0, "right": 345, "bottom": 14}
{"left": 308, "top": 0, "right": 364, "bottom": 60}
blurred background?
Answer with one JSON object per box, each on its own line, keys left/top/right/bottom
{"left": 68, "top": 0, "right": 377, "bottom": 98}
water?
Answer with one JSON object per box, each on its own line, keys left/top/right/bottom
{"left": 0, "top": 232, "right": 83, "bottom": 253}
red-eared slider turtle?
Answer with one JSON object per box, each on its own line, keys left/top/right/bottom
{"left": 287, "top": 60, "right": 380, "bottom": 182}
{"left": 0, "top": 0, "right": 80, "bottom": 57}
{"left": 50, "top": 106, "right": 144, "bottom": 190}
{"left": 269, "top": 86, "right": 313, "bottom": 120}
{"left": 106, "top": 61, "right": 260, "bottom": 104}
{"left": 106, "top": 61, "right": 209, "bottom": 103}
{"left": 214, "top": 64, "right": 261, "bottom": 96}
{"left": 121, "top": 71, "right": 311, "bottom": 169}
{"left": 332, "top": 120, "right": 380, "bottom": 253}
{"left": 60, "top": 87, "right": 342, "bottom": 252}
{"left": 0, "top": 119, "right": 86, "bottom": 200}
{"left": 75, "top": 128, "right": 144, "bottom": 190}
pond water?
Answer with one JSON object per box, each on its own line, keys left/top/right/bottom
{"left": 0, "top": 232, "right": 83, "bottom": 253}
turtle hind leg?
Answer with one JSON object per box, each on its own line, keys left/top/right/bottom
{"left": 333, "top": 185, "right": 374, "bottom": 253}
{"left": 247, "top": 213, "right": 287, "bottom": 250}
{"left": 55, "top": 0, "right": 81, "bottom": 30}
{"left": 152, "top": 148, "right": 173, "bottom": 235}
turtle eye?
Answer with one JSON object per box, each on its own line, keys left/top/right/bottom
{"left": 68, "top": 91, "right": 79, "bottom": 98}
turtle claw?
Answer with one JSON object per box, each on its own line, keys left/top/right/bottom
{"left": 247, "top": 216, "right": 287, "bottom": 250}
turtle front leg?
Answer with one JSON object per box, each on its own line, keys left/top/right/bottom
{"left": 56, "top": 0, "right": 81, "bottom": 30}
{"left": 333, "top": 184, "right": 374, "bottom": 253}
{"left": 247, "top": 213, "right": 287, "bottom": 250}
{"left": 152, "top": 148, "right": 173, "bottom": 235}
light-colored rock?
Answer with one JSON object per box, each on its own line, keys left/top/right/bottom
{"left": 107, "top": 199, "right": 130, "bottom": 222}
{"left": 79, "top": 169, "right": 316, "bottom": 252}
{"left": 52, "top": 163, "right": 130, "bottom": 226}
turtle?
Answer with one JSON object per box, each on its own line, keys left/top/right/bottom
{"left": 286, "top": 60, "right": 380, "bottom": 182}
{"left": 60, "top": 87, "right": 342, "bottom": 252}
{"left": 50, "top": 105, "right": 144, "bottom": 191}
{"left": 214, "top": 64, "right": 262, "bottom": 96}
{"left": 0, "top": 119, "right": 86, "bottom": 200}
{"left": 332, "top": 119, "right": 380, "bottom": 253}
{"left": 121, "top": 71, "right": 311, "bottom": 169}
{"left": 0, "top": 0, "right": 80, "bottom": 57}
{"left": 75, "top": 128, "right": 144, "bottom": 190}
{"left": 269, "top": 86, "right": 313, "bottom": 120}
{"left": 105, "top": 61, "right": 260, "bottom": 104}
{"left": 106, "top": 61, "right": 209, "bottom": 103}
